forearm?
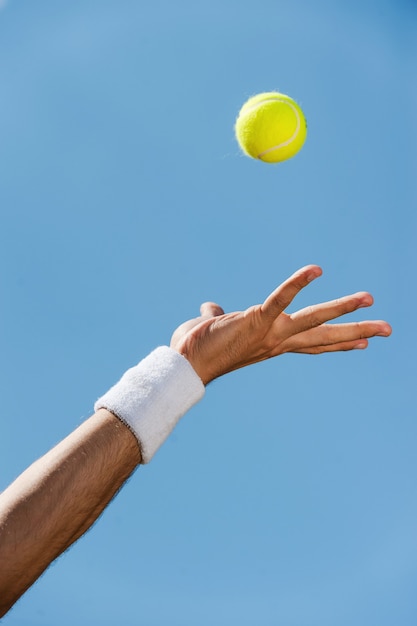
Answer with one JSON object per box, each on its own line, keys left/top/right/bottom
{"left": 0, "top": 409, "right": 140, "bottom": 617}
{"left": 0, "top": 347, "right": 205, "bottom": 616}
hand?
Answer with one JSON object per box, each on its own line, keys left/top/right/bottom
{"left": 170, "top": 265, "right": 392, "bottom": 385}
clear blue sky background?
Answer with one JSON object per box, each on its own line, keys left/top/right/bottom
{"left": 0, "top": 1, "right": 416, "bottom": 624}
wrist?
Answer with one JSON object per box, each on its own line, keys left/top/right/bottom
{"left": 94, "top": 347, "right": 205, "bottom": 463}
{"left": 170, "top": 337, "right": 212, "bottom": 386}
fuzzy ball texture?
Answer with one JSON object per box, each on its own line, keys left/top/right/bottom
{"left": 235, "top": 91, "right": 307, "bottom": 163}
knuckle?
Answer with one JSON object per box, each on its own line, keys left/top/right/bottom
{"left": 307, "top": 305, "right": 321, "bottom": 329}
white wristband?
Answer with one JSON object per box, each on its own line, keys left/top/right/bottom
{"left": 94, "top": 346, "right": 205, "bottom": 463}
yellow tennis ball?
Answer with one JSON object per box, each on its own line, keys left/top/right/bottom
{"left": 235, "top": 92, "right": 307, "bottom": 163}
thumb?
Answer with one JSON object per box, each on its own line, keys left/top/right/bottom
{"left": 200, "top": 302, "right": 225, "bottom": 318}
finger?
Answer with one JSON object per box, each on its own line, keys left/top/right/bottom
{"left": 292, "top": 339, "right": 370, "bottom": 354}
{"left": 200, "top": 301, "right": 225, "bottom": 318}
{"left": 288, "top": 291, "right": 375, "bottom": 333}
{"left": 282, "top": 320, "right": 392, "bottom": 351}
{"left": 261, "top": 265, "right": 322, "bottom": 321}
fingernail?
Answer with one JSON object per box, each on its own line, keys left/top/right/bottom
{"left": 354, "top": 342, "right": 367, "bottom": 349}
{"left": 358, "top": 297, "right": 373, "bottom": 308}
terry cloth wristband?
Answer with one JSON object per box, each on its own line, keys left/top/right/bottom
{"left": 94, "top": 346, "right": 205, "bottom": 463}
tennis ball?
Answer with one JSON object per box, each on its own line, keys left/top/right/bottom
{"left": 235, "top": 92, "right": 307, "bottom": 163}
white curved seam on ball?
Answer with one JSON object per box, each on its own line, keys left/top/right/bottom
{"left": 241, "top": 95, "right": 287, "bottom": 115}
{"left": 257, "top": 101, "right": 301, "bottom": 159}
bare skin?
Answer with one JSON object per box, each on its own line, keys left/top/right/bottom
{"left": 0, "top": 265, "right": 391, "bottom": 616}
{"left": 171, "top": 265, "right": 391, "bottom": 383}
{"left": 0, "top": 410, "right": 140, "bottom": 617}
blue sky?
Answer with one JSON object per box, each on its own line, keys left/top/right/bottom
{"left": 0, "top": 0, "right": 416, "bottom": 624}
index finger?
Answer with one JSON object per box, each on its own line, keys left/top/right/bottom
{"left": 261, "top": 265, "right": 322, "bottom": 321}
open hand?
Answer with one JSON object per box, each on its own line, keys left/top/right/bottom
{"left": 170, "top": 265, "right": 392, "bottom": 385}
